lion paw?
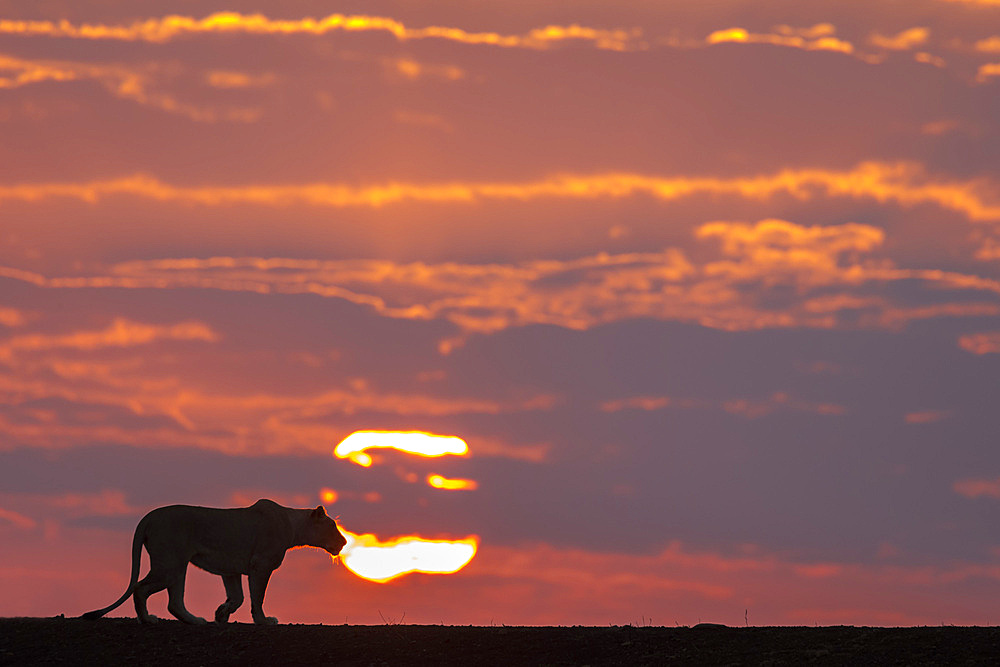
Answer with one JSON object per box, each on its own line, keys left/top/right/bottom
{"left": 253, "top": 616, "right": 279, "bottom": 625}
{"left": 141, "top": 614, "right": 161, "bottom": 625}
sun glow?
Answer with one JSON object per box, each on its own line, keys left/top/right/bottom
{"left": 427, "top": 474, "right": 479, "bottom": 491}
{"left": 334, "top": 430, "right": 469, "bottom": 465}
{"left": 338, "top": 529, "right": 478, "bottom": 582}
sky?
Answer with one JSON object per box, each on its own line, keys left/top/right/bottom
{"left": 1, "top": 0, "right": 1000, "bottom": 627}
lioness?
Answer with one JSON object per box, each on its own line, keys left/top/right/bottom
{"left": 81, "top": 499, "right": 347, "bottom": 625}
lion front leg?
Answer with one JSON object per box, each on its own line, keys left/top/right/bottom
{"left": 248, "top": 569, "right": 278, "bottom": 625}
{"left": 215, "top": 574, "right": 244, "bottom": 624}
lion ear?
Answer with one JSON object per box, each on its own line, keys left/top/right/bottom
{"left": 312, "top": 506, "right": 327, "bottom": 518}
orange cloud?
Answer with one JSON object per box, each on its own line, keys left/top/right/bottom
{"left": 0, "top": 317, "right": 218, "bottom": 360}
{"left": 869, "top": 27, "right": 930, "bottom": 51}
{"left": 957, "top": 331, "right": 1000, "bottom": 354}
{"left": 0, "top": 307, "right": 26, "bottom": 327}
{"left": 0, "top": 350, "right": 554, "bottom": 455}
{"left": 914, "top": 52, "right": 946, "bottom": 67}
{"left": 697, "top": 218, "right": 885, "bottom": 275}
{"left": 975, "top": 36, "right": 1000, "bottom": 53}
{"left": 0, "top": 13, "right": 640, "bottom": 51}
{"left": 1, "top": 161, "right": 996, "bottom": 221}
{"left": 976, "top": 238, "right": 1000, "bottom": 260}
{"left": 4, "top": 216, "right": 1000, "bottom": 342}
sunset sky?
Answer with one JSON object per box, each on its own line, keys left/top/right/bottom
{"left": 2, "top": 0, "right": 1000, "bottom": 627}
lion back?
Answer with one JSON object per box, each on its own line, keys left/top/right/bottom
{"left": 145, "top": 500, "right": 294, "bottom": 575}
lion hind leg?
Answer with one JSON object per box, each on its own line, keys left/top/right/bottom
{"left": 133, "top": 570, "right": 170, "bottom": 624}
{"left": 165, "top": 564, "right": 208, "bottom": 625}
{"left": 215, "top": 574, "right": 244, "bottom": 624}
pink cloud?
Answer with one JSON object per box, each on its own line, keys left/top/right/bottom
{"left": 904, "top": 410, "right": 951, "bottom": 424}
{"left": 0, "top": 507, "right": 37, "bottom": 530}
{"left": 958, "top": 331, "right": 1000, "bottom": 354}
{"left": 954, "top": 478, "right": 1000, "bottom": 499}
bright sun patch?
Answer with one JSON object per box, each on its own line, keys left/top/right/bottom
{"left": 338, "top": 529, "right": 478, "bottom": 582}
{"left": 334, "top": 431, "right": 469, "bottom": 465}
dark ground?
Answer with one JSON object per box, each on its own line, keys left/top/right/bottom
{"left": 3, "top": 617, "right": 1000, "bottom": 665}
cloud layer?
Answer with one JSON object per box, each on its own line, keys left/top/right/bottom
{"left": 1, "top": 0, "right": 999, "bottom": 626}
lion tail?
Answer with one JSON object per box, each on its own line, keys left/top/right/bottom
{"left": 80, "top": 513, "right": 148, "bottom": 620}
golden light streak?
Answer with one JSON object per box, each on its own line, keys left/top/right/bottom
{"left": 335, "top": 431, "right": 469, "bottom": 465}
{"left": 1, "top": 162, "right": 997, "bottom": 222}
{"left": 387, "top": 58, "right": 464, "bottom": 82}
{"left": 976, "top": 63, "right": 1000, "bottom": 82}
{"left": 869, "top": 27, "right": 930, "bottom": 51}
{"left": 939, "top": 0, "right": 1000, "bottom": 5}
{"left": 0, "top": 53, "right": 259, "bottom": 122}
{"left": 427, "top": 474, "right": 478, "bottom": 491}
{"left": 0, "top": 13, "right": 640, "bottom": 51}
{"left": 975, "top": 36, "right": 1000, "bottom": 53}
{"left": 204, "top": 70, "right": 275, "bottom": 88}
{"left": 0, "top": 53, "right": 77, "bottom": 88}
{"left": 706, "top": 25, "right": 854, "bottom": 54}
{"left": 338, "top": 529, "right": 478, "bottom": 582}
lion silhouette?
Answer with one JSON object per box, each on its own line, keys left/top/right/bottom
{"left": 81, "top": 499, "right": 347, "bottom": 625}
